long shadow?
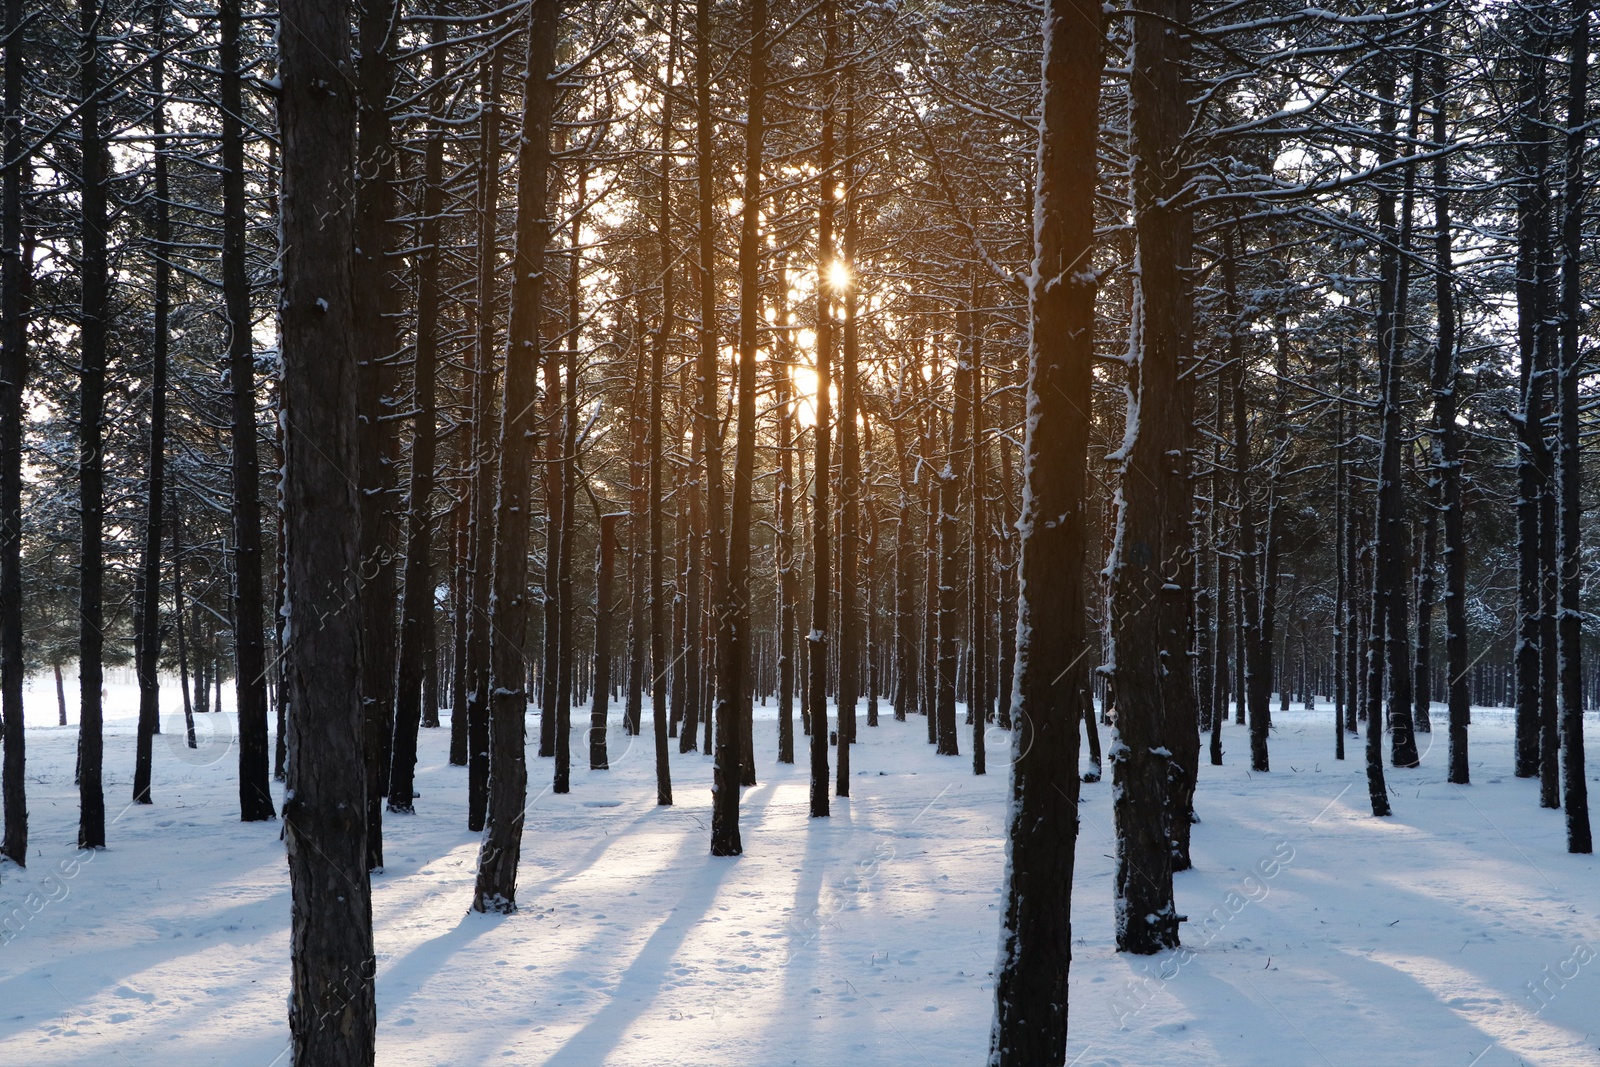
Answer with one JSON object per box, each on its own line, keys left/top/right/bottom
{"left": 374, "top": 903, "right": 506, "bottom": 1024}
{"left": 771, "top": 783, "right": 836, "bottom": 1054}
{"left": 0, "top": 881, "right": 292, "bottom": 1033}
{"left": 375, "top": 805, "right": 663, "bottom": 1020}
{"left": 541, "top": 782, "right": 777, "bottom": 1067}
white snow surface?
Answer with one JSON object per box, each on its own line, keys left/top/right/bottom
{"left": 2, "top": 671, "right": 1598, "bottom": 1066}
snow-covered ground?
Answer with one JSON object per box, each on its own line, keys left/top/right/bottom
{"left": 1, "top": 672, "right": 1597, "bottom": 1066}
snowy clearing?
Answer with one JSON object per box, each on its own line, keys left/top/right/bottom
{"left": 1, "top": 675, "right": 1597, "bottom": 1066}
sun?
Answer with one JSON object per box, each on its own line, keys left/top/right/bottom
{"left": 827, "top": 260, "right": 851, "bottom": 292}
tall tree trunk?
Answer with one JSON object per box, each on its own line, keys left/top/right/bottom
{"left": 935, "top": 336, "right": 969, "bottom": 759}
{"left": 624, "top": 339, "right": 647, "bottom": 738}
{"left": 892, "top": 412, "right": 918, "bottom": 724}
{"left": 279, "top": 0, "right": 375, "bottom": 1056}
{"left": 448, "top": 493, "right": 470, "bottom": 763}
{"left": 389, "top": 11, "right": 448, "bottom": 815}
{"left": 1556, "top": 0, "right": 1592, "bottom": 853}
{"left": 713, "top": 0, "right": 768, "bottom": 856}
{"left": 353, "top": 0, "right": 400, "bottom": 865}
{"left": 1428, "top": 14, "right": 1469, "bottom": 785}
{"left": 1334, "top": 348, "right": 1347, "bottom": 759}
{"left": 922, "top": 367, "right": 941, "bottom": 741}
{"left": 222, "top": 0, "right": 276, "bottom": 825}
{"left": 808, "top": 0, "right": 839, "bottom": 821}
{"left": 464, "top": 47, "right": 503, "bottom": 832}
{"left": 1210, "top": 392, "right": 1229, "bottom": 768}
{"left": 837, "top": 67, "right": 861, "bottom": 786}
{"left": 473, "top": 0, "right": 556, "bottom": 912}
{"left": 989, "top": 1, "right": 1102, "bottom": 1058}
{"left": 998, "top": 424, "right": 1017, "bottom": 732}
{"left": 554, "top": 163, "right": 585, "bottom": 794}
{"left": 592, "top": 512, "right": 621, "bottom": 769}
{"left": 1369, "top": 42, "right": 1421, "bottom": 773}
{"left": 1108, "top": 0, "right": 1190, "bottom": 950}
{"left": 174, "top": 501, "right": 195, "bottom": 748}
{"left": 969, "top": 290, "right": 988, "bottom": 777}
{"left": 0, "top": 0, "right": 27, "bottom": 866}
{"left": 76, "top": 0, "right": 108, "bottom": 851}
{"left": 1224, "top": 229, "right": 1269, "bottom": 773}
{"left": 132, "top": 0, "right": 170, "bottom": 806}
{"left": 650, "top": 15, "right": 679, "bottom": 801}
{"left": 775, "top": 265, "right": 798, "bottom": 762}
{"left": 1412, "top": 480, "right": 1437, "bottom": 734}
{"left": 1513, "top": 12, "right": 1551, "bottom": 781}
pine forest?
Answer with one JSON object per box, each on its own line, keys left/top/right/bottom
{"left": 1, "top": 0, "right": 1598, "bottom": 1064}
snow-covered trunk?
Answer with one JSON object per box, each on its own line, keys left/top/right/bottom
{"left": 838, "top": 90, "right": 862, "bottom": 775}
{"left": 390, "top": 15, "right": 447, "bottom": 816}
{"left": 1426, "top": 14, "right": 1469, "bottom": 786}
{"left": 1513, "top": 14, "right": 1552, "bottom": 782}
{"left": 592, "top": 514, "right": 620, "bottom": 770}
{"left": 464, "top": 49, "right": 503, "bottom": 834}
{"left": 935, "top": 336, "right": 970, "bottom": 759}
{"left": 1107, "top": 0, "right": 1192, "bottom": 949}
{"left": 1361, "top": 42, "right": 1411, "bottom": 812}
{"left": 997, "top": 426, "right": 1017, "bottom": 732}
{"left": 1555, "top": 0, "right": 1592, "bottom": 854}
{"left": 131, "top": 1, "right": 169, "bottom": 808}
{"left": 472, "top": 0, "right": 555, "bottom": 913}
{"left": 0, "top": 0, "right": 26, "bottom": 865}
{"left": 1412, "top": 480, "right": 1437, "bottom": 735}
{"left": 624, "top": 333, "right": 648, "bottom": 740}
{"left": 968, "top": 291, "right": 988, "bottom": 776}
{"left": 1334, "top": 353, "right": 1347, "bottom": 759}
{"left": 1223, "top": 231, "right": 1269, "bottom": 772}
{"left": 1209, "top": 392, "right": 1229, "bottom": 768}
{"left": 920, "top": 360, "right": 941, "bottom": 740}
{"left": 890, "top": 413, "right": 916, "bottom": 723}
{"left": 1381, "top": 42, "right": 1427, "bottom": 769}
{"left": 649, "top": 38, "right": 676, "bottom": 801}
{"left": 278, "top": 0, "right": 375, "bottom": 1053}
{"left": 808, "top": 0, "right": 838, "bottom": 821}
{"left": 556, "top": 164, "right": 586, "bottom": 797}
{"left": 988, "top": 0, "right": 1103, "bottom": 1060}
{"left": 75, "top": 0, "right": 108, "bottom": 851}
{"left": 692, "top": 0, "right": 728, "bottom": 764}
{"left": 776, "top": 264, "right": 798, "bottom": 762}
{"left": 448, "top": 495, "right": 470, "bottom": 765}
{"left": 353, "top": 0, "right": 400, "bottom": 865}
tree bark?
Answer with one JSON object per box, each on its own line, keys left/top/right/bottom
{"left": 389, "top": 10, "right": 448, "bottom": 815}
{"left": 592, "top": 513, "right": 621, "bottom": 769}
{"left": 1224, "top": 229, "right": 1269, "bottom": 773}
{"left": 353, "top": 0, "right": 400, "bottom": 866}
{"left": 935, "top": 337, "right": 969, "bottom": 759}
{"left": 989, "top": 2, "right": 1102, "bottom": 1059}
{"left": 472, "top": 0, "right": 556, "bottom": 912}
{"left": 132, "top": 0, "right": 170, "bottom": 807}
{"left": 1427, "top": 14, "right": 1468, "bottom": 785}
{"left": 464, "top": 48, "right": 503, "bottom": 831}
{"left": 1513, "top": 11, "right": 1551, "bottom": 782}
{"left": 837, "top": 64, "right": 862, "bottom": 783}
{"left": 713, "top": 0, "right": 768, "bottom": 856}
{"left": 775, "top": 262, "right": 798, "bottom": 763}
{"left": 1108, "top": 0, "right": 1190, "bottom": 949}
{"left": 279, "top": 0, "right": 376, "bottom": 1057}
{"left": 1555, "top": 0, "right": 1592, "bottom": 853}
{"left": 808, "top": 0, "right": 838, "bottom": 821}
{"left": 650, "top": 16, "right": 679, "bottom": 802}
{"left": 0, "top": 0, "right": 27, "bottom": 866}
{"left": 77, "top": 0, "right": 108, "bottom": 851}
{"left": 222, "top": 0, "right": 276, "bottom": 825}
